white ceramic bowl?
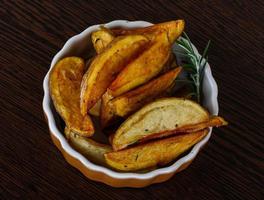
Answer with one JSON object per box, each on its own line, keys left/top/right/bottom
{"left": 42, "top": 20, "right": 218, "bottom": 188}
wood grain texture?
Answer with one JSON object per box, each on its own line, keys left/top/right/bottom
{"left": 0, "top": 0, "right": 263, "bottom": 199}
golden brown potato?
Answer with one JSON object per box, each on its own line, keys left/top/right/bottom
{"left": 85, "top": 58, "right": 101, "bottom": 117}
{"left": 49, "top": 57, "right": 94, "bottom": 137}
{"left": 139, "top": 116, "right": 228, "bottom": 143}
{"left": 91, "top": 27, "right": 114, "bottom": 54}
{"left": 112, "top": 98, "right": 209, "bottom": 151}
{"left": 108, "top": 31, "right": 171, "bottom": 97}
{"left": 105, "top": 129, "right": 208, "bottom": 171}
{"left": 100, "top": 67, "right": 182, "bottom": 127}
{"left": 65, "top": 128, "right": 112, "bottom": 166}
{"left": 100, "top": 90, "right": 115, "bottom": 128}
{"left": 80, "top": 35, "right": 149, "bottom": 115}
{"left": 112, "top": 20, "right": 185, "bottom": 44}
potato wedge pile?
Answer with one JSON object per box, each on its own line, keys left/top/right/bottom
{"left": 49, "top": 20, "right": 227, "bottom": 172}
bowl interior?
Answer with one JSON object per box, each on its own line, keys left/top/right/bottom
{"left": 43, "top": 20, "right": 218, "bottom": 178}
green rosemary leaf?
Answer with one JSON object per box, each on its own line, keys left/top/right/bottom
{"left": 200, "top": 40, "right": 211, "bottom": 64}
{"left": 177, "top": 44, "right": 192, "bottom": 54}
{"left": 183, "top": 63, "right": 196, "bottom": 71}
{"left": 175, "top": 32, "right": 210, "bottom": 103}
{"left": 182, "top": 32, "right": 195, "bottom": 54}
{"left": 173, "top": 51, "right": 190, "bottom": 57}
{"left": 200, "top": 55, "right": 209, "bottom": 84}
{"left": 176, "top": 39, "right": 186, "bottom": 46}
{"left": 183, "top": 63, "right": 194, "bottom": 68}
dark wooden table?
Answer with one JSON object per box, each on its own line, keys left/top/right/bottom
{"left": 1, "top": 0, "right": 263, "bottom": 199}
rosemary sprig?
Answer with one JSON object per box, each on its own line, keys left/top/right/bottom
{"left": 175, "top": 32, "right": 211, "bottom": 103}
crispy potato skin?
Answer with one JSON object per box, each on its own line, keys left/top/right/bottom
{"left": 112, "top": 98, "right": 209, "bottom": 151}
{"left": 49, "top": 57, "right": 94, "bottom": 136}
{"left": 109, "top": 31, "right": 171, "bottom": 97}
{"left": 80, "top": 35, "right": 149, "bottom": 115}
{"left": 105, "top": 129, "right": 208, "bottom": 171}
{"left": 112, "top": 20, "right": 185, "bottom": 44}
{"left": 65, "top": 128, "right": 112, "bottom": 165}
{"left": 139, "top": 116, "right": 228, "bottom": 143}
{"left": 91, "top": 27, "right": 114, "bottom": 54}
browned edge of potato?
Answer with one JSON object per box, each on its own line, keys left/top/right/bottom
{"left": 49, "top": 57, "right": 94, "bottom": 137}
{"left": 101, "top": 67, "right": 182, "bottom": 127}
{"left": 111, "top": 20, "right": 185, "bottom": 44}
{"left": 80, "top": 35, "right": 149, "bottom": 115}
{"left": 108, "top": 31, "right": 171, "bottom": 97}
{"left": 139, "top": 116, "right": 228, "bottom": 143}
{"left": 91, "top": 27, "right": 114, "bottom": 54}
{"left": 105, "top": 129, "right": 208, "bottom": 171}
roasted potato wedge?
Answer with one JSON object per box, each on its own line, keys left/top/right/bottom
{"left": 112, "top": 98, "right": 210, "bottom": 150}
{"left": 139, "top": 116, "right": 228, "bottom": 143}
{"left": 101, "top": 67, "right": 182, "bottom": 127}
{"left": 91, "top": 27, "right": 114, "bottom": 54}
{"left": 65, "top": 128, "right": 112, "bottom": 165}
{"left": 80, "top": 35, "right": 149, "bottom": 115}
{"left": 105, "top": 129, "right": 208, "bottom": 171}
{"left": 109, "top": 31, "right": 171, "bottom": 97}
{"left": 49, "top": 57, "right": 94, "bottom": 136}
{"left": 112, "top": 20, "right": 185, "bottom": 44}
